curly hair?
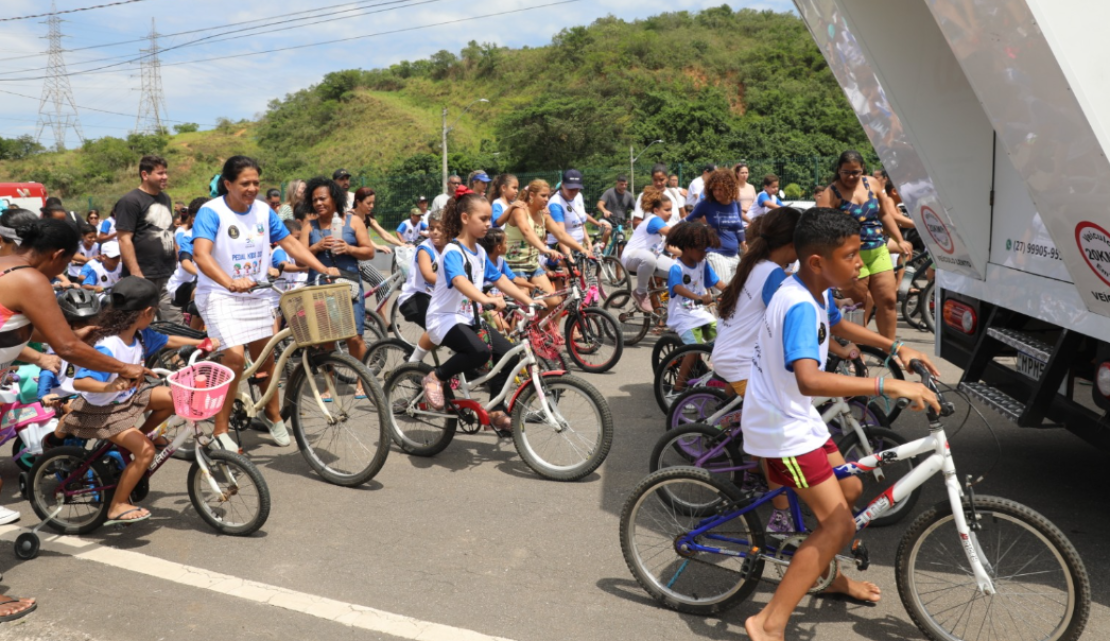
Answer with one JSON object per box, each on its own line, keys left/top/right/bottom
{"left": 302, "top": 176, "right": 348, "bottom": 217}
{"left": 442, "top": 192, "right": 488, "bottom": 239}
{"left": 89, "top": 307, "right": 145, "bottom": 344}
{"left": 703, "top": 168, "right": 739, "bottom": 205}
{"left": 666, "top": 221, "right": 720, "bottom": 252}
{"left": 639, "top": 186, "right": 668, "bottom": 213}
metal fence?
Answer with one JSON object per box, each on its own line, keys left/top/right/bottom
{"left": 287, "top": 155, "right": 880, "bottom": 229}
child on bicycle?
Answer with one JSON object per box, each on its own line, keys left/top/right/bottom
{"left": 401, "top": 211, "right": 445, "bottom": 364}
{"left": 38, "top": 289, "right": 103, "bottom": 414}
{"left": 623, "top": 187, "right": 676, "bottom": 313}
{"left": 742, "top": 208, "right": 939, "bottom": 641}
{"left": 478, "top": 227, "right": 530, "bottom": 333}
{"left": 44, "top": 277, "right": 214, "bottom": 526}
{"left": 79, "top": 240, "right": 122, "bottom": 293}
{"left": 664, "top": 222, "right": 725, "bottom": 397}
{"left": 421, "top": 188, "right": 536, "bottom": 434}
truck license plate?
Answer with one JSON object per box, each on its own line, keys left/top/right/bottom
{"left": 1017, "top": 352, "right": 1045, "bottom": 380}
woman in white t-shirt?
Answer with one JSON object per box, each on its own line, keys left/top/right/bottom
{"left": 622, "top": 187, "right": 676, "bottom": 313}
{"left": 192, "top": 156, "right": 337, "bottom": 451}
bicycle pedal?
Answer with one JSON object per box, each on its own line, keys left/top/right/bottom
{"left": 851, "top": 539, "right": 870, "bottom": 571}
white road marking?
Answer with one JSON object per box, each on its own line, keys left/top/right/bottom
{"left": 0, "top": 525, "right": 516, "bottom": 641}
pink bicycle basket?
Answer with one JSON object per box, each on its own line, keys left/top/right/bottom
{"left": 168, "top": 362, "right": 235, "bottom": 421}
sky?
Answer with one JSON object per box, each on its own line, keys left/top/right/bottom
{"left": 0, "top": 0, "right": 794, "bottom": 150}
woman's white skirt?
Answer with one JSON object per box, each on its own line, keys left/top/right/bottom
{"left": 197, "top": 290, "right": 275, "bottom": 349}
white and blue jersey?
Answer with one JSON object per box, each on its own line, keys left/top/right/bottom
{"left": 68, "top": 241, "right": 100, "bottom": 278}
{"left": 396, "top": 219, "right": 427, "bottom": 244}
{"left": 74, "top": 330, "right": 168, "bottom": 406}
{"left": 741, "top": 275, "right": 842, "bottom": 459}
{"left": 485, "top": 255, "right": 518, "bottom": 297}
{"left": 271, "top": 247, "right": 308, "bottom": 286}
{"left": 99, "top": 218, "right": 116, "bottom": 238}
{"left": 546, "top": 191, "right": 587, "bottom": 245}
{"left": 192, "top": 197, "right": 289, "bottom": 298}
{"left": 751, "top": 192, "right": 783, "bottom": 219}
{"left": 397, "top": 239, "right": 441, "bottom": 306}
{"left": 623, "top": 213, "right": 667, "bottom": 257}
{"left": 666, "top": 259, "right": 718, "bottom": 334}
{"left": 37, "top": 349, "right": 76, "bottom": 398}
{"left": 80, "top": 259, "right": 122, "bottom": 288}
{"left": 165, "top": 227, "right": 195, "bottom": 298}
{"left": 711, "top": 260, "right": 787, "bottom": 384}
{"left": 426, "top": 241, "right": 502, "bottom": 345}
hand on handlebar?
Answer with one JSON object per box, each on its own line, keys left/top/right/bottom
{"left": 228, "top": 277, "right": 257, "bottom": 293}
{"left": 885, "top": 378, "right": 941, "bottom": 414}
{"left": 482, "top": 296, "right": 507, "bottom": 312}
{"left": 544, "top": 248, "right": 564, "bottom": 260}
{"left": 897, "top": 345, "right": 940, "bottom": 378}
{"left": 120, "top": 363, "right": 152, "bottom": 382}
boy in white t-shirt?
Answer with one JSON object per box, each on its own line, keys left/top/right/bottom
{"left": 743, "top": 208, "right": 940, "bottom": 641}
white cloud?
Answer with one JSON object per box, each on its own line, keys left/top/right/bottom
{"left": 0, "top": 0, "right": 797, "bottom": 145}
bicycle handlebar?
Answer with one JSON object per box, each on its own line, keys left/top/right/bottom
{"left": 909, "top": 359, "right": 956, "bottom": 419}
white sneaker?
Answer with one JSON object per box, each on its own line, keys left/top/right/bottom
{"left": 214, "top": 433, "right": 241, "bottom": 453}
{"left": 262, "top": 417, "right": 291, "bottom": 447}
{"left": 0, "top": 505, "right": 21, "bottom": 525}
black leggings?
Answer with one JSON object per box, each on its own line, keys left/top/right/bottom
{"left": 435, "top": 323, "right": 518, "bottom": 411}
{"left": 399, "top": 293, "right": 430, "bottom": 328}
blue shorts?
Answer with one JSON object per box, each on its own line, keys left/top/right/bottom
{"left": 353, "top": 282, "right": 366, "bottom": 336}
{"left": 529, "top": 266, "right": 548, "bottom": 279}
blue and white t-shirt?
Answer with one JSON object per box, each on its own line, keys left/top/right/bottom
{"left": 74, "top": 329, "right": 168, "bottom": 406}
{"left": 271, "top": 247, "right": 308, "bottom": 286}
{"left": 80, "top": 259, "right": 122, "bottom": 288}
{"left": 711, "top": 260, "right": 788, "bottom": 384}
{"left": 165, "top": 227, "right": 196, "bottom": 297}
{"left": 623, "top": 213, "right": 668, "bottom": 257}
{"left": 741, "top": 275, "right": 842, "bottom": 459}
{"left": 666, "top": 260, "right": 718, "bottom": 334}
{"left": 99, "top": 218, "right": 116, "bottom": 238}
{"left": 750, "top": 192, "right": 783, "bottom": 219}
{"left": 426, "top": 241, "right": 501, "bottom": 344}
{"left": 491, "top": 198, "right": 512, "bottom": 227}
{"left": 68, "top": 241, "right": 100, "bottom": 278}
{"left": 687, "top": 198, "right": 744, "bottom": 257}
{"left": 397, "top": 219, "right": 428, "bottom": 244}
{"left": 37, "top": 348, "right": 76, "bottom": 398}
{"left": 192, "top": 197, "right": 289, "bottom": 298}
{"left": 397, "top": 239, "right": 441, "bottom": 305}
{"left": 546, "top": 191, "right": 587, "bottom": 245}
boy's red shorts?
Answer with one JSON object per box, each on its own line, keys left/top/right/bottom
{"left": 763, "top": 438, "right": 838, "bottom": 489}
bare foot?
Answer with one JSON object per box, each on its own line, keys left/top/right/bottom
{"left": 744, "top": 615, "right": 783, "bottom": 641}
{"left": 825, "top": 572, "right": 882, "bottom": 603}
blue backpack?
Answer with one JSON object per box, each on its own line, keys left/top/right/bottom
{"left": 208, "top": 173, "right": 221, "bottom": 198}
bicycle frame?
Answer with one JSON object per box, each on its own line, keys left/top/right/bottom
{"left": 674, "top": 421, "right": 997, "bottom": 596}
{"left": 236, "top": 328, "right": 339, "bottom": 423}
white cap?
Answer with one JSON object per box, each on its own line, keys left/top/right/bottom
{"left": 102, "top": 241, "right": 120, "bottom": 258}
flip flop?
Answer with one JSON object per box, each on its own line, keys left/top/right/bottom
{"left": 422, "top": 373, "right": 445, "bottom": 411}
{"left": 0, "top": 598, "right": 36, "bottom": 623}
{"left": 105, "top": 508, "right": 150, "bottom": 527}
{"left": 488, "top": 412, "right": 513, "bottom": 438}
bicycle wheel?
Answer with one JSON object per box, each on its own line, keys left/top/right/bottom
{"left": 564, "top": 308, "right": 623, "bottom": 373}
{"left": 651, "top": 333, "right": 684, "bottom": 372}
{"left": 620, "top": 466, "right": 764, "bottom": 615}
{"left": 896, "top": 495, "right": 1090, "bottom": 641}
{"left": 187, "top": 449, "right": 270, "bottom": 536}
{"left": 902, "top": 286, "right": 926, "bottom": 331}
{"left": 920, "top": 280, "right": 936, "bottom": 334}
{"left": 665, "top": 386, "right": 732, "bottom": 431}
{"left": 648, "top": 424, "right": 748, "bottom": 487}
{"left": 364, "top": 308, "right": 388, "bottom": 338}
{"left": 288, "top": 353, "right": 390, "bottom": 486}
{"left": 600, "top": 256, "right": 630, "bottom": 293}
{"left": 834, "top": 426, "right": 922, "bottom": 527}
{"left": 389, "top": 297, "right": 425, "bottom": 347}
{"left": 859, "top": 344, "right": 906, "bottom": 423}
{"left": 28, "top": 446, "right": 112, "bottom": 535}
{"left": 654, "top": 343, "right": 713, "bottom": 412}
{"left": 510, "top": 373, "right": 613, "bottom": 481}
{"left": 603, "top": 290, "right": 650, "bottom": 346}
{"left": 12, "top": 438, "right": 34, "bottom": 472}
{"left": 363, "top": 337, "right": 414, "bottom": 383}
{"left": 384, "top": 362, "right": 457, "bottom": 456}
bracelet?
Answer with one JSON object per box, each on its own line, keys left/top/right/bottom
{"left": 874, "top": 376, "right": 881, "bottom": 396}
{"left": 879, "top": 376, "right": 886, "bottom": 397}
{"left": 889, "top": 340, "right": 904, "bottom": 359}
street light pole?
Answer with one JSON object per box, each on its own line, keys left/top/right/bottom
{"left": 441, "top": 98, "right": 490, "bottom": 196}
{"left": 629, "top": 139, "right": 665, "bottom": 194}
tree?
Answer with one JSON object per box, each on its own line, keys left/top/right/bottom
{"left": 0, "top": 135, "right": 44, "bottom": 160}
{"left": 173, "top": 122, "right": 199, "bottom": 134}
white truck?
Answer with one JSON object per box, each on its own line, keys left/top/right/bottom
{"left": 793, "top": 0, "right": 1110, "bottom": 448}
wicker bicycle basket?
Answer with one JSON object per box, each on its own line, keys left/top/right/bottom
{"left": 279, "top": 283, "right": 358, "bottom": 346}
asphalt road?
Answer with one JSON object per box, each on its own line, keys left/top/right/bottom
{"left": 1, "top": 301, "right": 1108, "bottom": 641}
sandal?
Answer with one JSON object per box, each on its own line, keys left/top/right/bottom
{"left": 488, "top": 411, "right": 513, "bottom": 437}
{"left": 105, "top": 507, "right": 151, "bottom": 526}
{"left": 0, "top": 597, "right": 36, "bottom": 623}
{"left": 422, "top": 372, "right": 445, "bottom": 410}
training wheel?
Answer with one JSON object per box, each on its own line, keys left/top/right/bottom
{"left": 17, "top": 472, "right": 28, "bottom": 501}
{"left": 14, "top": 532, "right": 39, "bottom": 560}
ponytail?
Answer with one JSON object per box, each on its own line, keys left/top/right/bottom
{"left": 442, "top": 191, "right": 486, "bottom": 239}
{"left": 717, "top": 207, "right": 801, "bottom": 320}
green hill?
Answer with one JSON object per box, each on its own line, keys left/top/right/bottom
{"left": 0, "top": 6, "right": 872, "bottom": 220}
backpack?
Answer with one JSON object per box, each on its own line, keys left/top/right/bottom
{"left": 208, "top": 173, "right": 221, "bottom": 198}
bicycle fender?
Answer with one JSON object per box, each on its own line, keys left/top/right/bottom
{"left": 506, "top": 370, "right": 567, "bottom": 413}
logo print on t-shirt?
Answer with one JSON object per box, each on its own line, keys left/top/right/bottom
{"left": 683, "top": 274, "right": 691, "bottom": 285}
{"left": 100, "top": 275, "right": 107, "bottom": 282}
{"left": 228, "top": 225, "right": 240, "bottom": 239}
{"left": 818, "top": 322, "right": 827, "bottom": 344}
{"left": 65, "top": 364, "right": 75, "bottom": 378}
{"left": 432, "top": 262, "right": 438, "bottom": 272}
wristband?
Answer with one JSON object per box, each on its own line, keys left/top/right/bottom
{"left": 889, "top": 340, "right": 904, "bottom": 359}
{"left": 879, "top": 376, "right": 886, "bottom": 397}
{"left": 874, "top": 376, "right": 881, "bottom": 396}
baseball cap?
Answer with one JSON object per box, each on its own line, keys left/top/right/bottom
{"left": 41, "top": 203, "right": 66, "bottom": 216}
{"left": 102, "top": 241, "right": 121, "bottom": 258}
{"left": 332, "top": 169, "right": 352, "bottom": 180}
{"left": 416, "top": 195, "right": 428, "bottom": 202}
{"left": 702, "top": 164, "right": 717, "bottom": 174}
{"left": 409, "top": 207, "right": 422, "bottom": 217}
{"left": 109, "top": 276, "right": 160, "bottom": 311}
{"left": 562, "top": 169, "right": 584, "bottom": 189}
{"left": 472, "top": 172, "right": 491, "bottom": 183}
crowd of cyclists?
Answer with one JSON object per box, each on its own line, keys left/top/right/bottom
{"left": 0, "top": 147, "right": 940, "bottom": 633}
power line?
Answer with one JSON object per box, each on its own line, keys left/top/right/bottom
{"left": 0, "top": 0, "right": 150, "bottom": 23}
{"left": 0, "top": 87, "right": 212, "bottom": 126}
{"left": 2, "top": 0, "right": 583, "bottom": 82}
{"left": 134, "top": 18, "right": 166, "bottom": 133}
{"left": 35, "top": 1, "right": 84, "bottom": 151}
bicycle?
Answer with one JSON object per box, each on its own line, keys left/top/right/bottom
{"left": 653, "top": 392, "right": 919, "bottom": 527}
{"left": 620, "top": 361, "right": 1091, "bottom": 641}
{"left": 591, "top": 224, "right": 630, "bottom": 294}
{"left": 604, "top": 278, "right": 671, "bottom": 346}
{"left": 384, "top": 303, "right": 614, "bottom": 481}
{"left": 21, "top": 361, "right": 269, "bottom": 555}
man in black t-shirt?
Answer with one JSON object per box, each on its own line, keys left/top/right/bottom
{"left": 597, "top": 176, "right": 635, "bottom": 227}
{"left": 116, "top": 154, "right": 183, "bottom": 323}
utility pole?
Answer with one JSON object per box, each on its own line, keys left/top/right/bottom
{"left": 441, "top": 107, "right": 449, "bottom": 196}
{"left": 34, "top": 0, "right": 84, "bottom": 152}
{"left": 630, "top": 140, "right": 664, "bottom": 194}
{"left": 135, "top": 18, "right": 168, "bottom": 134}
